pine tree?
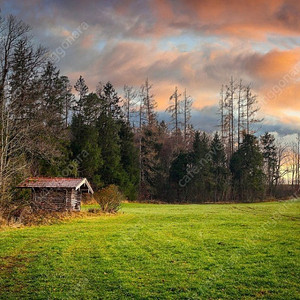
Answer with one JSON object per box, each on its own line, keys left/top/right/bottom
{"left": 230, "top": 134, "right": 265, "bottom": 201}
{"left": 97, "top": 81, "right": 123, "bottom": 119}
{"left": 260, "top": 132, "right": 277, "bottom": 195}
{"left": 189, "top": 131, "right": 213, "bottom": 202}
{"left": 118, "top": 120, "right": 139, "bottom": 199}
{"left": 74, "top": 75, "right": 89, "bottom": 114}
{"left": 169, "top": 151, "right": 191, "bottom": 202}
{"left": 96, "top": 112, "right": 123, "bottom": 187}
{"left": 40, "top": 61, "right": 65, "bottom": 125}
{"left": 71, "top": 114, "right": 103, "bottom": 186}
{"left": 210, "top": 132, "right": 229, "bottom": 202}
{"left": 37, "top": 61, "right": 69, "bottom": 175}
{"left": 81, "top": 93, "right": 102, "bottom": 125}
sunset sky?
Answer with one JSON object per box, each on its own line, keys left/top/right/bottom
{"left": 1, "top": 0, "right": 299, "bottom": 137}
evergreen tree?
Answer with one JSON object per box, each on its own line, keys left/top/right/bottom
{"left": 210, "top": 132, "right": 229, "bottom": 202}
{"left": 118, "top": 121, "right": 139, "bottom": 199}
{"left": 71, "top": 114, "right": 103, "bottom": 186}
{"left": 169, "top": 151, "right": 192, "bottom": 202}
{"left": 74, "top": 75, "right": 89, "bottom": 114}
{"left": 40, "top": 61, "right": 65, "bottom": 127}
{"left": 96, "top": 112, "right": 123, "bottom": 187}
{"left": 97, "top": 81, "right": 123, "bottom": 119}
{"left": 230, "top": 134, "right": 265, "bottom": 201}
{"left": 190, "top": 131, "right": 212, "bottom": 202}
{"left": 81, "top": 92, "right": 102, "bottom": 125}
{"left": 10, "top": 38, "right": 34, "bottom": 121}
{"left": 35, "top": 61, "right": 69, "bottom": 176}
{"left": 260, "top": 132, "right": 277, "bottom": 195}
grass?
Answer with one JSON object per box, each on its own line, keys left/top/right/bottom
{"left": 0, "top": 200, "right": 299, "bottom": 299}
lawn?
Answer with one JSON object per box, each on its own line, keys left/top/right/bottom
{"left": 0, "top": 201, "right": 299, "bottom": 299}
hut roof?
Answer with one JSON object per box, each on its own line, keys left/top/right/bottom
{"left": 17, "top": 177, "right": 94, "bottom": 193}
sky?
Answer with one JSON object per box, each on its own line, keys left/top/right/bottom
{"left": 1, "top": 0, "right": 300, "bottom": 138}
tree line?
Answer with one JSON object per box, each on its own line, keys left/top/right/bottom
{"left": 0, "top": 12, "right": 299, "bottom": 209}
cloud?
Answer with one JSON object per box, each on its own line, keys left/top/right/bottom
{"left": 1, "top": 0, "right": 299, "bottom": 134}
{"left": 153, "top": 0, "right": 300, "bottom": 39}
{"left": 248, "top": 48, "right": 300, "bottom": 81}
{"left": 60, "top": 40, "right": 300, "bottom": 131}
{"left": 3, "top": 0, "right": 300, "bottom": 41}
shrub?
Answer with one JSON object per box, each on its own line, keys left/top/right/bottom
{"left": 94, "top": 185, "right": 125, "bottom": 213}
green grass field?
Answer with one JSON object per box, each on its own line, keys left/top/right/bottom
{"left": 0, "top": 201, "right": 299, "bottom": 299}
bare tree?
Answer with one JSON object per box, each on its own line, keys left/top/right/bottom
{"left": 123, "top": 85, "right": 137, "bottom": 124}
{"left": 290, "top": 134, "right": 300, "bottom": 188}
{"left": 0, "top": 12, "right": 67, "bottom": 204}
{"left": 0, "top": 14, "right": 30, "bottom": 106}
{"left": 183, "top": 88, "right": 193, "bottom": 142}
{"left": 166, "top": 86, "right": 181, "bottom": 136}
{"left": 219, "top": 84, "right": 225, "bottom": 142}
{"left": 222, "top": 77, "right": 236, "bottom": 158}
{"left": 140, "top": 78, "right": 157, "bottom": 126}
{"left": 274, "top": 142, "right": 289, "bottom": 187}
{"left": 60, "top": 75, "right": 74, "bottom": 128}
{"left": 0, "top": 13, "right": 31, "bottom": 204}
{"left": 245, "top": 84, "right": 262, "bottom": 134}
{"left": 237, "top": 79, "right": 247, "bottom": 147}
{"left": 219, "top": 77, "right": 262, "bottom": 156}
{"left": 0, "top": 96, "right": 29, "bottom": 204}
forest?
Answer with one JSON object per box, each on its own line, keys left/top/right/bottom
{"left": 0, "top": 12, "right": 299, "bottom": 214}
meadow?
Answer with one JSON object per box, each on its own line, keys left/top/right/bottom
{"left": 0, "top": 201, "right": 299, "bottom": 299}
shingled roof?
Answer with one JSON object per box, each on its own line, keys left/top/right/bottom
{"left": 18, "top": 177, "right": 94, "bottom": 193}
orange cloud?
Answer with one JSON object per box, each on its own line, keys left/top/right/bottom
{"left": 151, "top": 0, "right": 300, "bottom": 39}
{"left": 66, "top": 39, "right": 299, "bottom": 126}
{"left": 250, "top": 48, "right": 300, "bottom": 80}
